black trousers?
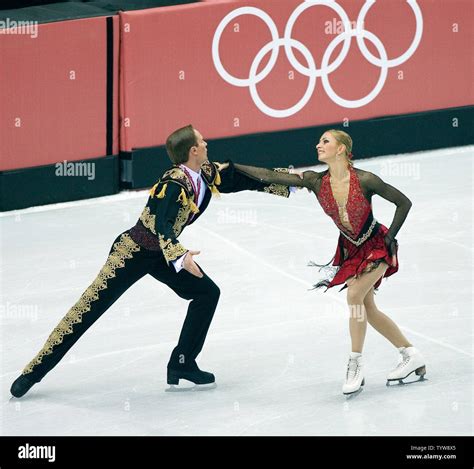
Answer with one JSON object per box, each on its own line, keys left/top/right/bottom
{"left": 21, "top": 231, "right": 220, "bottom": 383}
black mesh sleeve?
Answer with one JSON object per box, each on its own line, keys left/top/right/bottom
{"left": 361, "top": 171, "right": 412, "bottom": 251}
{"left": 233, "top": 163, "right": 320, "bottom": 192}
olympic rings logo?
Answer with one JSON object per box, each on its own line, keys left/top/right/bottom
{"left": 212, "top": 0, "right": 423, "bottom": 118}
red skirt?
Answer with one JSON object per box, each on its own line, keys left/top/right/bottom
{"left": 311, "top": 224, "right": 398, "bottom": 292}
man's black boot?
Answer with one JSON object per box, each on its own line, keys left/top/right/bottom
{"left": 10, "top": 375, "right": 36, "bottom": 398}
{"left": 167, "top": 367, "right": 215, "bottom": 385}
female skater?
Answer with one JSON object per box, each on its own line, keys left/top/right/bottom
{"left": 232, "top": 129, "right": 426, "bottom": 395}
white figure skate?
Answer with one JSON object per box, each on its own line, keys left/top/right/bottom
{"left": 342, "top": 353, "right": 365, "bottom": 396}
{"left": 386, "top": 346, "right": 427, "bottom": 386}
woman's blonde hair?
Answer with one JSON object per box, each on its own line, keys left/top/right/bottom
{"left": 326, "top": 129, "right": 354, "bottom": 166}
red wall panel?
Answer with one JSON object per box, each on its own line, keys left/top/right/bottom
{"left": 119, "top": 0, "right": 472, "bottom": 151}
{"left": 0, "top": 15, "right": 120, "bottom": 171}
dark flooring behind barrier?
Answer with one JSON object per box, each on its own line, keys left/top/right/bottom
{"left": 0, "top": 0, "right": 198, "bottom": 22}
{"left": 0, "top": 156, "right": 119, "bottom": 211}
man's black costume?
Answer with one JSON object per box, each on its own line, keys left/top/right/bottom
{"left": 11, "top": 161, "right": 290, "bottom": 396}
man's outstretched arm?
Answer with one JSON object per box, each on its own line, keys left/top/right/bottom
{"left": 216, "top": 160, "right": 313, "bottom": 196}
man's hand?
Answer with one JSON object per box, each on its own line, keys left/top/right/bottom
{"left": 215, "top": 162, "right": 229, "bottom": 171}
{"left": 183, "top": 250, "right": 203, "bottom": 278}
{"left": 289, "top": 168, "right": 313, "bottom": 193}
{"left": 289, "top": 168, "right": 304, "bottom": 179}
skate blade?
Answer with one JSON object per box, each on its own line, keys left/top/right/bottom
{"left": 165, "top": 382, "right": 217, "bottom": 393}
{"left": 386, "top": 367, "right": 428, "bottom": 387}
{"left": 386, "top": 376, "right": 427, "bottom": 387}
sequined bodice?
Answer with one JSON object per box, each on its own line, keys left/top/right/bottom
{"left": 316, "top": 166, "right": 372, "bottom": 238}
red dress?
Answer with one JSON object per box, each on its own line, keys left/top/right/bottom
{"left": 312, "top": 165, "right": 398, "bottom": 292}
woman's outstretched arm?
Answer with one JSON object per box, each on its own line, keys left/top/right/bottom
{"left": 232, "top": 163, "right": 320, "bottom": 192}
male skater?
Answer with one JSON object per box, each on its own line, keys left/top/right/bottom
{"left": 11, "top": 124, "right": 292, "bottom": 397}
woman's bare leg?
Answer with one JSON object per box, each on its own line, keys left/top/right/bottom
{"left": 363, "top": 286, "right": 426, "bottom": 382}
{"left": 363, "top": 287, "right": 412, "bottom": 348}
{"left": 346, "top": 262, "right": 389, "bottom": 353}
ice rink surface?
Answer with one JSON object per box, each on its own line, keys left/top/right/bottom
{"left": 1, "top": 146, "right": 472, "bottom": 436}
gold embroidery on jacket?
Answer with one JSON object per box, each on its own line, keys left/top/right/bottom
{"left": 262, "top": 168, "right": 290, "bottom": 197}
{"left": 263, "top": 184, "right": 290, "bottom": 197}
{"left": 139, "top": 207, "right": 156, "bottom": 234}
{"left": 158, "top": 234, "right": 188, "bottom": 264}
{"left": 201, "top": 160, "right": 222, "bottom": 196}
{"left": 177, "top": 187, "right": 199, "bottom": 214}
{"left": 162, "top": 167, "right": 193, "bottom": 194}
{"left": 201, "top": 160, "right": 217, "bottom": 185}
{"left": 173, "top": 206, "right": 191, "bottom": 237}
{"left": 22, "top": 234, "right": 141, "bottom": 375}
